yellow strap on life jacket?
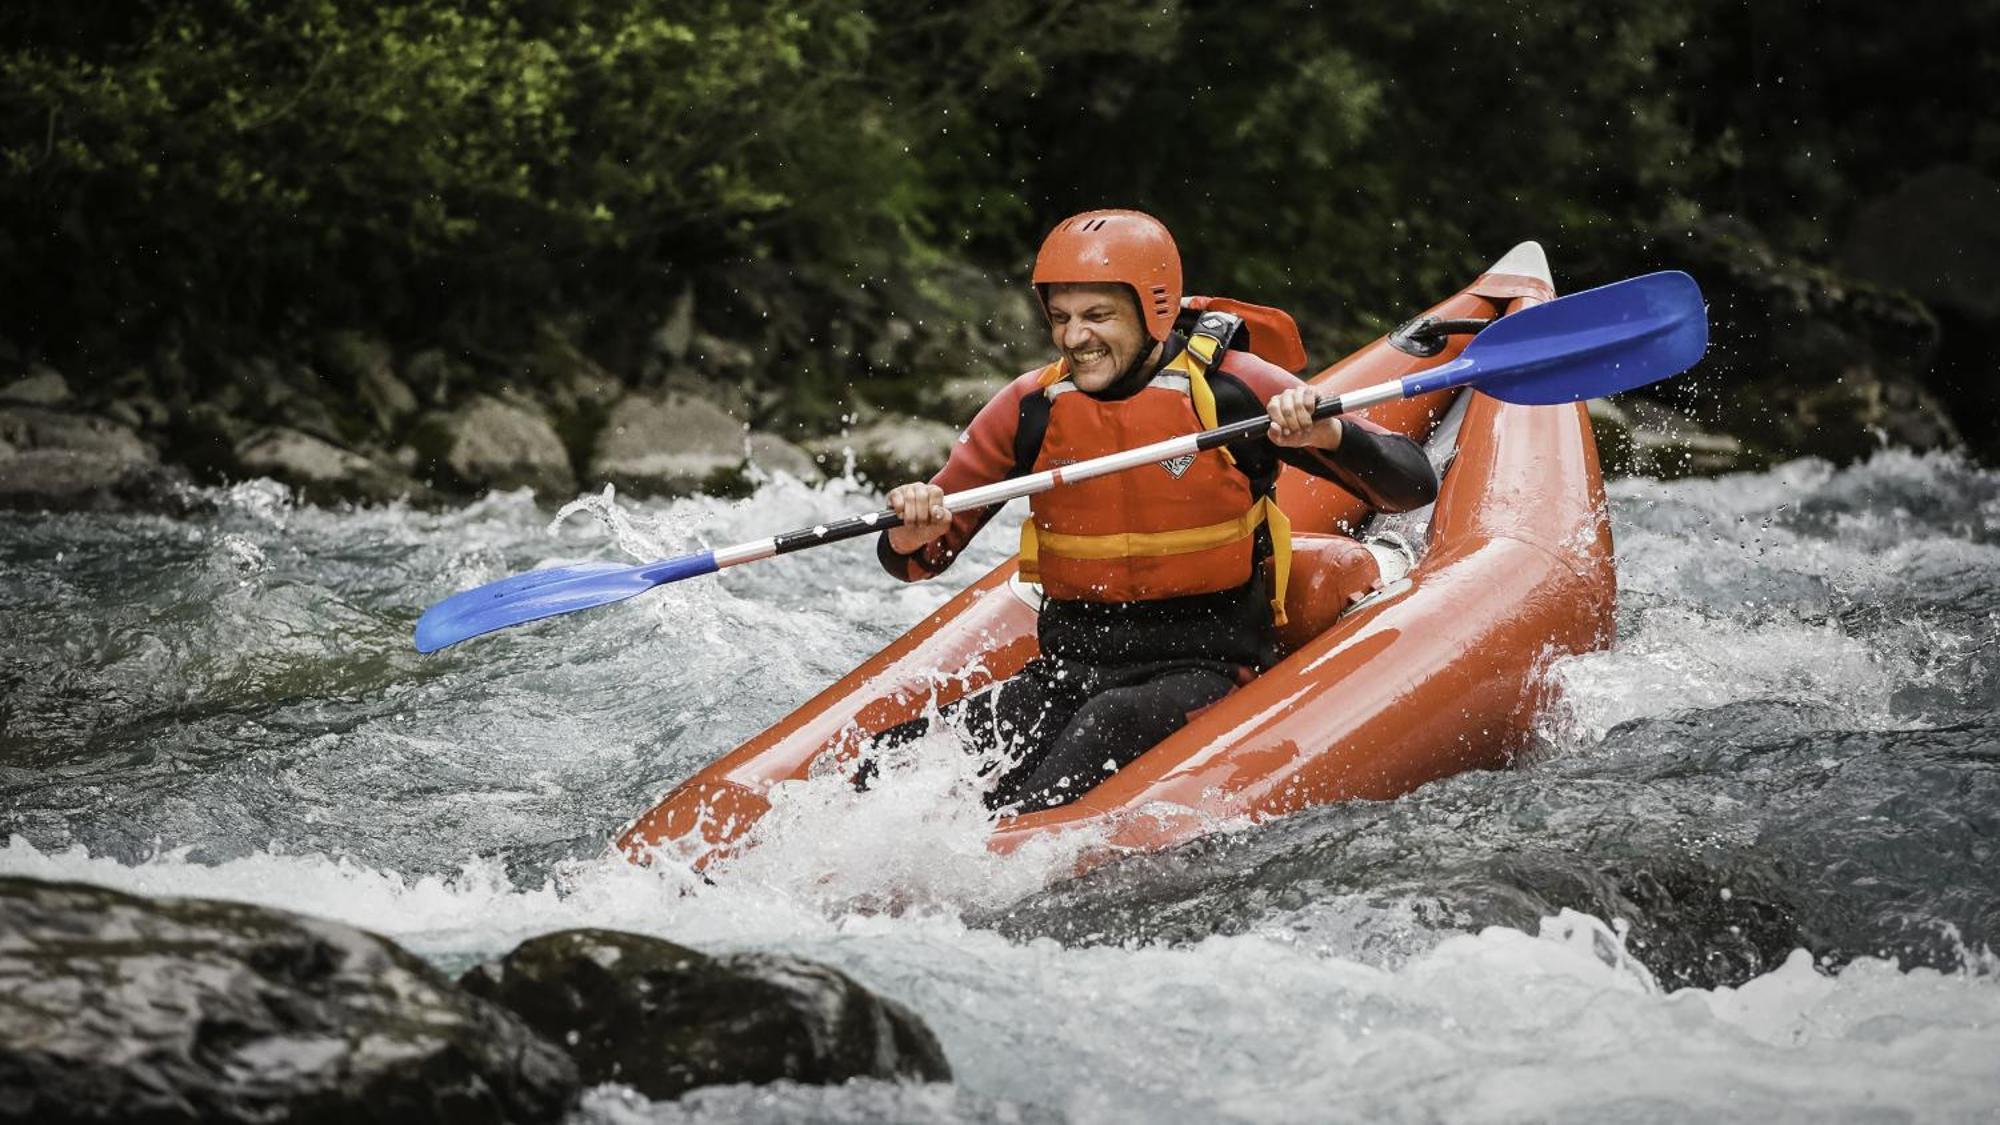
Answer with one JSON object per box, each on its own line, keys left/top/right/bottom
{"left": 1262, "top": 495, "right": 1291, "bottom": 627}
{"left": 1018, "top": 495, "right": 1291, "bottom": 626}
{"left": 1019, "top": 317, "right": 1293, "bottom": 626}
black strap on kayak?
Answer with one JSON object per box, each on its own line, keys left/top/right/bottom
{"left": 1389, "top": 316, "right": 1496, "bottom": 357}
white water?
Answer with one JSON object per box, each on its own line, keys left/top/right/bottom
{"left": 4, "top": 452, "right": 1998, "bottom": 1122}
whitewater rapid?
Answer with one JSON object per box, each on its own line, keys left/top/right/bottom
{"left": 3, "top": 452, "right": 1996, "bottom": 1122}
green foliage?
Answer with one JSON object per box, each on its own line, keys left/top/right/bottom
{"left": 1, "top": 0, "right": 1993, "bottom": 398}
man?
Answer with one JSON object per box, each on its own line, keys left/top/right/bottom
{"left": 876, "top": 209, "right": 1437, "bottom": 812}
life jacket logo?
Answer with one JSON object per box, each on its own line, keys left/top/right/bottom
{"left": 1159, "top": 453, "right": 1196, "bottom": 479}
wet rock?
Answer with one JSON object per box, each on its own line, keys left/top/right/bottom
{"left": 0, "top": 366, "right": 71, "bottom": 407}
{"left": 410, "top": 394, "right": 576, "bottom": 499}
{"left": 0, "top": 406, "right": 155, "bottom": 464}
{"left": 689, "top": 330, "right": 760, "bottom": 381}
{"left": 917, "top": 373, "right": 1014, "bottom": 422}
{"left": 652, "top": 285, "right": 697, "bottom": 363}
{"left": 457, "top": 928, "right": 950, "bottom": 1101}
{"left": 0, "top": 450, "right": 164, "bottom": 511}
{"left": 318, "top": 330, "right": 418, "bottom": 437}
{"left": 0, "top": 406, "right": 169, "bottom": 511}
{"left": 1601, "top": 397, "right": 1765, "bottom": 478}
{"left": 404, "top": 348, "right": 476, "bottom": 408}
{"left": 1790, "top": 372, "right": 1964, "bottom": 463}
{"left": 586, "top": 392, "right": 745, "bottom": 496}
{"left": 746, "top": 431, "right": 821, "bottom": 481}
{"left": 805, "top": 416, "right": 959, "bottom": 483}
{"left": 233, "top": 426, "right": 428, "bottom": 505}
{"left": 0, "top": 876, "right": 579, "bottom": 1124}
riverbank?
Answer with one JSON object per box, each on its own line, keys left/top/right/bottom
{"left": 2, "top": 217, "right": 1989, "bottom": 516}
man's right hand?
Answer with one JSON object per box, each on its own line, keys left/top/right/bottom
{"left": 886, "top": 482, "right": 951, "bottom": 554}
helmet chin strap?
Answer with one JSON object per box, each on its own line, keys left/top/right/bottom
{"left": 1092, "top": 337, "right": 1168, "bottom": 400}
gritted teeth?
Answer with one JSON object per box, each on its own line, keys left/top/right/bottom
{"left": 1071, "top": 346, "right": 1110, "bottom": 365}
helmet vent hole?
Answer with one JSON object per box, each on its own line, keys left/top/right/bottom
{"left": 1082, "top": 218, "right": 1108, "bottom": 232}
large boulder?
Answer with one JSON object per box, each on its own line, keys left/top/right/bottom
{"left": 410, "top": 394, "right": 576, "bottom": 499}
{"left": 805, "top": 416, "right": 959, "bottom": 484}
{"left": 233, "top": 426, "right": 429, "bottom": 505}
{"left": 586, "top": 392, "right": 747, "bottom": 496}
{"left": 0, "top": 876, "right": 578, "bottom": 1124}
{"left": 458, "top": 928, "right": 950, "bottom": 1101}
{"left": 0, "top": 405, "right": 169, "bottom": 511}
{"left": 745, "top": 431, "right": 821, "bottom": 482}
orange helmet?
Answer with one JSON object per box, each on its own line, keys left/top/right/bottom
{"left": 1031, "top": 209, "right": 1182, "bottom": 342}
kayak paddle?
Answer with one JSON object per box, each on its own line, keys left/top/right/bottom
{"left": 414, "top": 270, "right": 1706, "bottom": 652}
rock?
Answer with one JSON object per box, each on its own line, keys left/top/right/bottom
{"left": 689, "top": 330, "right": 760, "bottom": 381}
{"left": 410, "top": 394, "right": 576, "bottom": 498}
{"left": 233, "top": 426, "right": 427, "bottom": 505}
{"left": 0, "top": 405, "right": 172, "bottom": 510}
{"left": 404, "top": 348, "right": 476, "bottom": 408}
{"left": 652, "top": 285, "right": 697, "bottom": 363}
{"left": 0, "top": 366, "right": 71, "bottom": 407}
{"left": 917, "top": 373, "right": 1013, "bottom": 422}
{"left": 1840, "top": 165, "right": 2000, "bottom": 463}
{"left": 0, "top": 876, "right": 579, "bottom": 1124}
{"left": 745, "top": 431, "right": 822, "bottom": 481}
{"left": 167, "top": 403, "right": 258, "bottom": 484}
{"left": 318, "top": 330, "right": 418, "bottom": 437}
{"left": 526, "top": 324, "right": 622, "bottom": 412}
{"left": 1644, "top": 218, "right": 1957, "bottom": 465}
{"left": 805, "top": 417, "right": 959, "bottom": 483}
{"left": 1613, "top": 397, "right": 1765, "bottom": 478}
{"left": 457, "top": 929, "right": 950, "bottom": 1101}
{"left": 1790, "top": 371, "right": 1963, "bottom": 463}
{"left": 0, "top": 405, "right": 156, "bottom": 464}
{"left": 0, "top": 450, "right": 167, "bottom": 512}
{"left": 586, "top": 392, "right": 745, "bottom": 496}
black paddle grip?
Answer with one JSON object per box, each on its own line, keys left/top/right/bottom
{"left": 772, "top": 508, "right": 903, "bottom": 556}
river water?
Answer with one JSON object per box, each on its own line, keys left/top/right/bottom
{"left": 3, "top": 451, "right": 1997, "bottom": 1123}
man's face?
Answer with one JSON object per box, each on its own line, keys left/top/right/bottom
{"left": 1045, "top": 283, "right": 1153, "bottom": 393}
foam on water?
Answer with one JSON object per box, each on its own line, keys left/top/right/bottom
{"left": 1539, "top": 451, "right": 1998, "bottom": 747}
{"left": 6, "top": 834, "right": 1995, "bottom": 1123}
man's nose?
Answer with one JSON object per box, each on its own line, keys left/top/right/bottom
{"left": 1060, "top": 321, "right": 1093, "bottom": 349}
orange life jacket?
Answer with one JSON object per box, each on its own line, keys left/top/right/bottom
{"left": 1017, "top": 317, "right": 1294, "bottom": 623}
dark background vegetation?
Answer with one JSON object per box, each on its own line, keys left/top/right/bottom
{"left": 4, "top": 0, "right": 1998, "bottom": 493}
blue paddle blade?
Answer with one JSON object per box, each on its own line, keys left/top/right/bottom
{"left": 413, "top": 551, "right": 719, "bottom": 652}
{"left": 1403, "top": 271, "right": 1708, "bottom": 405}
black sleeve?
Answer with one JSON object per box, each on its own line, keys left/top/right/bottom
{"left": 1281, "top": 424, "right": 1439, "bottom": 513}
{"left": 1210, "top": 368, "right": 1439, "bottom": 512}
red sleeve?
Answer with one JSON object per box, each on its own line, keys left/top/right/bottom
{"left": 877, "top": 370, "right": 1043, "bottom": 581}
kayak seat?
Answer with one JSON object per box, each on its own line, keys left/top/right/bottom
{"left": 1271, "top": 533, "right": 1383, "bottom": 657}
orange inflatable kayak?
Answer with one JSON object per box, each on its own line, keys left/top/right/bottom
{"left": 617, "top": 242, "right": 1614, "bottom": 873}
